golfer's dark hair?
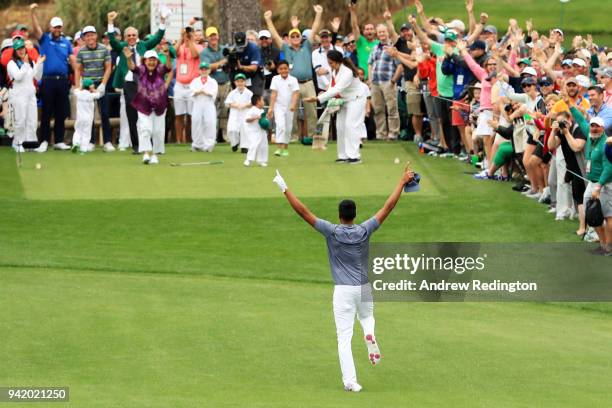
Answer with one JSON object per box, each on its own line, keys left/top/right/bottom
{"left": 277, "top": 59, "right": 290, "bottom": 68}
{"left": 327, "top": 49, "right": 359, "bottom": 78}
{"left": 339, "top": 199, "right": 357, "bottom": 221}
{"left": 251, "top": 94, "right": 262, "bottom": 105}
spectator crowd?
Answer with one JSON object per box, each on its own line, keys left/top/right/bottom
{"left": 0, "top": 0, "right": 611, "bottom": 254}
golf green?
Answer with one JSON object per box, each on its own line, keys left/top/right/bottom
{"left": 0, "top": 143, "right": 610, "bottom": 407}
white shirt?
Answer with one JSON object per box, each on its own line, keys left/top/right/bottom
{"left": 317, "top": 64, "right": 362, "bottom": 103}
{"left": 7, "top": 59, "right": 43, "bottom": 96}
{"left": 357, "top": 80, "right": 371, "bottom": 98}
{"left": 244, "top": 106, "right": 264, "bottom": 135}
{"left": 189, "top": 75, "right": 219, "bottom": 101}
{"left": 311, "top": 45, "right": 343, "bottom": 90}
{"left": 225, "top": 87, "right": 253, "bottom": 109}
{"left": 270, "top": 74, "right": 299, "bottom": 108}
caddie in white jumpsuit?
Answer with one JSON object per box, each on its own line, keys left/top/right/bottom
{"left": 224, "top": 73, "right": 253, "bottom": 151}
{"left": 189, "top": 62, "right": 218, "bottom": 152}
{"left": 272, "top": 166, "right": 416, "bottom": 392}
{"left": 6, "top": 39, "right": 44, "bottom": 152}
{"left": 305, "top": 50, "right": 365, "bottom": 163}
{"left": 72, "top": 79, "right": 102, "bottom": 152}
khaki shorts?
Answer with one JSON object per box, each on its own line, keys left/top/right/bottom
{"left": 405, "top": 81, "right": 422, "bottom": 115}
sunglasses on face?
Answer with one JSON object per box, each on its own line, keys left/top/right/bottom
{"left": 522, "top": 84, "right": 534, "bottom": 88}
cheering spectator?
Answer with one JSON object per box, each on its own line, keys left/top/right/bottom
{"left": 200, "top": 26, "right": 230, "bottom": 142}
{"left": 264, "top": 6, "right": 323, "bottom": 142}
{"left": 29, "top": 4, "right": 72, "bottom": 152}
{"left": 108, "top": 10, "right": 167, "bottom": 153}
{"left": 173, "top": 25, "right": 204, "bottom": 144}
{"left": 125, "top": 48, "right": 172, "bottom": 164}
{"left": 349, "top": 2, "right": 379, "bottom": 80}
{"left": 74, "top": 26, "right": 113, "bottom": 152}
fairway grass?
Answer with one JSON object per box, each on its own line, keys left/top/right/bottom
{"left": 1, "top": 143, "right": 610, "bottom": 407}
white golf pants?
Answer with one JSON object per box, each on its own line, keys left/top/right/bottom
{"left": 118, "top": 92, "right": 132, "bottom": 149}
{"left": 274, "top": 106, "right": 294, "bottom": 145}
{"left": 246, "top": 130, "right": 268, "bottom": 164}
{"left": 333, "top": 284, "right": 375, "bottom": 386}
{"left": 137, "top": 111, "right": 166, "bottom": 154}
{"left": 191, "top": 99, "right": 217, "bottom": 151}
{"left": 336, "top": 98, "right": 363, "bottom": 160}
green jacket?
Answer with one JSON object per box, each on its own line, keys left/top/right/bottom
{"left": 109, "top": 27, "right": 165, "bottom": 89}
{"left": 570, "top": 106, "right": 612, "bottom": 185}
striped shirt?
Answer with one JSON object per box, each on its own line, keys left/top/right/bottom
{"left": 367, "top": 42, "right": 398, "bottom": 85}
{"left": 77, "top": 43, "right": 110, "bottom": 83}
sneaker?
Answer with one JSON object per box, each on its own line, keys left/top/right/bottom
{"left": 150, "top": 154, "right": 159, "bottom": 165}
{"left": 34, "top": 141, "right": 48, "bottom": 153}
{"left": 281, "top": 149, "right": 289, "bottom": 157}
{"left": 584, "top": 229, "right": 600, "bottom": 243}
{"left": 344, "top": 383, "right": 362, "bottom": 393}
{"left": 258, "top": 162, "right": 268, "bottom": 167}
{"left": 414, "top": 135, "right": 423, "bottom": 144}
{"left": 232, "top": 144, "right": 239, "bottom": 152}
{"left": 103, "top": 142, "right": 116, "bottom": 152}
{"left": 142, "top": 153, "right": 150, "bottom": 164}
{"left": 539, "top": 187, "right": 551, "bottom": 203}
{"left": 521, "top": 189, "right": 535, "bottom": 196}
{"left": 274, "top": 149, "right": 282, "bottom": 156}
{"left": 13, "top": 145, "right": 25, "bottom": 153}
{"left": 348, "top": 158, "right": 362, "bottom": 164}
{"left": 118, "top": 146, "right": 127, "bottom": 152}
{"left": 243, "top": 159, "right": 250, "bottom": 167}
{"left": 335, "top": 158, "right": 348, "bottom": 163}
{"left": 473, "top": 170, "right": 490, "bottom": 180}
{"left": 547, "top": 206, "right": 557, "bottom": 214}
{"left": 526, "top": 191, "right": 542, "bottom": 200}
{"left": 71, "top": 144, "right": 78, "bottom": 153}
{"left": 54, "top": 142, "right": 71, "bottom": 150}
{"left": 555, "top": 209, "right": 570, "bottom": 221}
{"left": 365, "top": 334, "right": 381, "bottom": 365}
{"left": 427, "top": 151, "right": 438, "bottom": 157}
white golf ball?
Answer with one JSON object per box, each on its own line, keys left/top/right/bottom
{"left": 394, "top": 158, "right": 400, "bottom": 164}
{"left": 35, "top": 163, "right": 42, "bottom": 170}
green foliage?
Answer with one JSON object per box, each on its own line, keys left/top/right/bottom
{"left": 55, "top": 0, "right": 150, "bottom": 38}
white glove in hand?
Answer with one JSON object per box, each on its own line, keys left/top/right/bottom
{"left": 96, "top": 83, "right": 106, "bottom": 96}
{"left": 273, "top": 169, "right": 288, "bottom": 193}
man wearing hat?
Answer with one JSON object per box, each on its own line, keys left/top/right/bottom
{"left": 264, "top": 6, "right": 323, "bottom": 141}
{"left": 552, "top": 77, "right": 590, "bottom": 114}
{"left": 200, "top": 26, "right": 231, "bottom": 142}
{"left": 107, "top": 10, "right": 167, "bottom": 152}
{"left": 232, "top": 31, "right": 264, "bottom": 96}
{"left": 30, "top": 3, "right": 73, "bottom": 152}
{"left": 74, "top": 25, "right": 114, "bottom": 152}
{"left": 572, "top": 58, "right": 588, "bottom": 78}
{"left": 258, "top": 29, "right": 281, "bottom": 92}
{"left": 312, "top": 28, "right": 342, "bottom": 91}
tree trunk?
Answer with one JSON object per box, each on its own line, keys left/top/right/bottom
{"left": 218, "top": 0, "right": 262, "bottom": 43}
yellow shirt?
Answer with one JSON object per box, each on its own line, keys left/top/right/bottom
{"left": 552, "top": 97, "right": 590, "bottom": 114}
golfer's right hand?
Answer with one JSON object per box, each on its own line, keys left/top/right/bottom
{"left": 402, "top": 166, "right": 415, "bottom": 184}
{"left": 273, "top": 170, "right": 288, "bottom": 193}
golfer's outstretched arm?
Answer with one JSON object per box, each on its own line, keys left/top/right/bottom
{"left": 284, "top": 190, "right": 317, "bottom": 227}
{"left": 374, "top": 168, "right": 413, "bottom": 225}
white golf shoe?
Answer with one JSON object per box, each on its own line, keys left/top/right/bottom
{"left": 54, "top": 142, "right": 71, "bottom": 150}
{"left": 150, "top": 154, "right": 159, "bottom": 165}
{"left": 103, "top": 142, "right": 116, "bottom": 152}
{"left": 344, "top": 382, "right": 362, "bottom": 392}
{"left": 365, "top": 334, "right": 381, "bottom": 365}
{"left": 142, "top": 153, "right": 150, "bottom": 164}
{"left": 34, "top": 141, "right": 48, "bottom": 153}
{"left": 243, "top": 159, "right": 251, "bottom": 167}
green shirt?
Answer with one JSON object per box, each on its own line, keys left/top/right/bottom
{"left": 570, "top": 106, "right": 612, "bottom": 185}
{"left": 282, "top": 40, "right": 313, "bottom": 82}
{"left": 200, "top": 46, "right": 229, "bottom": 84}
{"left": 77, "top": 43, "right": 110, "bottom": 83}
{"left": 430, "top": 42, "right": 454, "bottom": 98}
{"left": 356, "top": 35, "right": 379, "bottom": 80}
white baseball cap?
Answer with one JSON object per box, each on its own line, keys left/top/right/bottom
{"left": 50, "top": 17, "right": 63, "bottom": 27}
{"left": 447, "top": 19, "right": 466, "bottom": 33}
{"left": 521, "top": 67, "right": 537, "bottom": 77}
{"left": 143, "top": 50, "right": 158, "bottom": 59}
{"left": 1, "top": 39, "right": 13, "bottom": 51}
{"left": 572, "top": 58, "right": 586, "bottom": 67}
{"left": 82, "top": 26, "right": 96, "bottom": 35}
{"left": 589, "top": 117, "right": 605, "bottom": 127}
{"left": 74, "top": 31, "right": 82, "bottom": 40}
{"left": 258, "top": 30, "right": 271, "bottom": 39}
{"left": 575, "top": 74, "right": 590, "bottom": 88}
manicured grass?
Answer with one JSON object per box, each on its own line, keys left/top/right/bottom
{"left": 392, "top": 0, "right": 611, "bottom": 45}
{"left": 0, "top": 142, "right": 610, "bottom": 407}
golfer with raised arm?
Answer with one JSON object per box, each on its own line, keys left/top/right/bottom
{"left": 272, "top": 167, "right": 414, "bottom": 392}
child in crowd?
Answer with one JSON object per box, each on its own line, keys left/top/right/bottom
{"left": 243, "top": 94, "right": 268, "bottom": 167}
{"left": 268, "top": 60, "right": 299, "bottom": 157}
{"left": 225, "top": 73, "right": 253, "bottom": 152}
{"left": 72, "top": 78, "right": 102, "bottom": 153}
{"left": 190, "top": 62, "right": 218, "bottom": 152}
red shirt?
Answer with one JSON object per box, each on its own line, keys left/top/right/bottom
{"left": 418, "top": 57, "right": 437, "bottom": 97}
{"left": 1, "top": 47, "right": 39, "bottom": 67}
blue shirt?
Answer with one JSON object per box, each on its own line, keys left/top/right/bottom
{"left": 587, "top": 103, "right": 612, "bottom": 136}
{"left": 314, "top": 217, "right": 380, "bottom": 285}
{"left": 238, "top": 42, "right": 263, "bottom": 73}
{"left": 38, "top": 32, "right": 72, "bottom": 76}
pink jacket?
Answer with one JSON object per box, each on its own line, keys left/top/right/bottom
{"left": 464, "top": 52, "right": 492, "bottom": 111}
